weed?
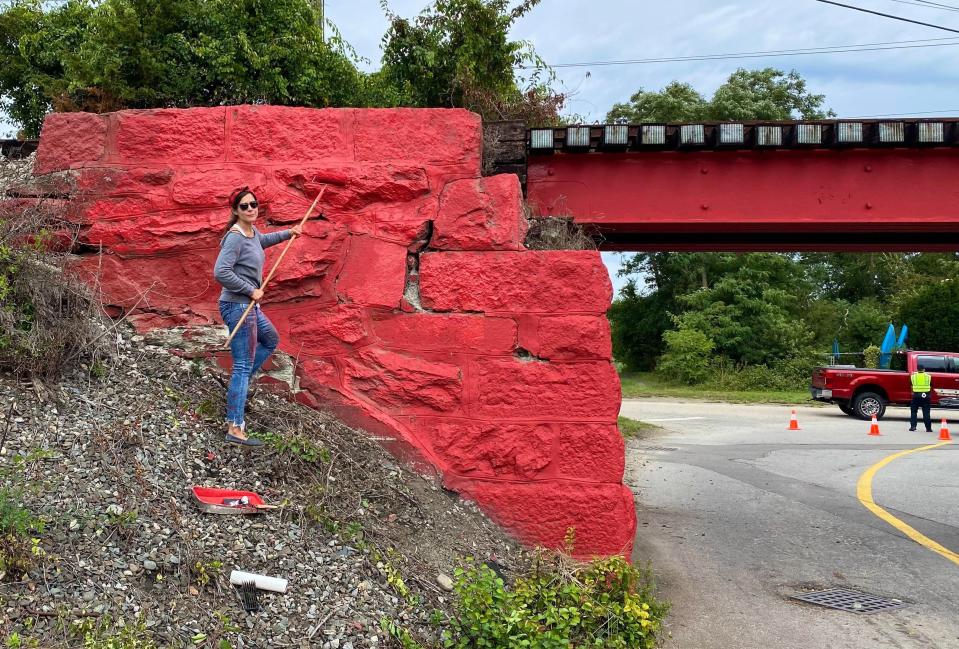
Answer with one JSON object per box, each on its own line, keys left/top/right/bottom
{"left": 0, "top": 197, "right": 104, "bottom": 379}
{"left": 373, "top": 548, "right": 416, "bottom": 606}
{"left": 4, "top": 633, "right": 39, "bottom": 648}
{"left": 253, "top": 430, "right": 330, "bottom": 464}
{"left": 524, "top": 216, "right": 599, "bottom": 251}
{"left": 617, "top": 416, "right": 660, "bottom": 440}
{"left": 71, "top": 614, "right": 156, "bottom": 649}
{"left": 195, "top": 398, "right": 218, "bottom": 420}
{"left": 89, "top": 358, "right": 108, "bottom": 379}
{"left": 105, "top": 508, "right": 138, "bottom": 540}
{"left": 0, "top": 488, "right": 44, "bottom": 580}
{"left": 380, "top": 617, "right": 424, "bottom": 649}
{"left": 192, "top": 559, "right": 222, "bottom": 588}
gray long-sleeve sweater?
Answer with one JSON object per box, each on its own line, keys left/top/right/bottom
{"left": 214, "top": 226, "right": 292, "bottom": 304}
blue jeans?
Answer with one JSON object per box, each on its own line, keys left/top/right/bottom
{"left": 219, "top": 301, "right": 279, "bottom": 428}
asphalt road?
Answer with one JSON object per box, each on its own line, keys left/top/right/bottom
{"left": 624, "top": 399, "right": 959, "bottom": 649}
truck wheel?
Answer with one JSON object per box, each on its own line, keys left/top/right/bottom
{"left": 838, "top": 403, "right": 856, "bottom": 416}
{"left": 852, "top": 392, "right": 886, "bottom": 420}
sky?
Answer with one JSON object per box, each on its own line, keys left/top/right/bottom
{"left": 6, "top": 0, "right": 959, "bottom": 292}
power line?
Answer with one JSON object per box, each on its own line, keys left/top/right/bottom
{"left": 914, "top": 0, "right": 959, "bottom": 11}
{"left": 850, "top": 108, "right": 959, "bottom": 117}
{"left": 517, "top": 36, "right": 959, "bottom": 69}
{"left": 887, "top": 0, "right": 959, "bottom": 12}
{"left": 812, "top": 0, "right": 959, "bottom": 34}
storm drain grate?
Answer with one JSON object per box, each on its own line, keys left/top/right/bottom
{"left": 791, "top": 588, "right": 906, "bottom": 614}
{"left": 642, "top": 446, "right": 677, "bottom": 452}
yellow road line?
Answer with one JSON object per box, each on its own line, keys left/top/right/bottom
{"left": 856, "top": 441, "right": 959, "bottom": 567}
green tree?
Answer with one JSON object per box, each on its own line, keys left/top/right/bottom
{"left": 0, "top": 0, "right": 380, "bottom": 137}
{"left": 898, "top": 280, "right": 959, "bottom": 352}
{"left": 608, "top": 281, "right": 673, "bottom": 371}
{"left": 672, "top": 254, "right": 815, "bottom": 366}
{"left": 657, "top": 327, "right": 715, "bottom": 385}
{"left": 837, "top": 298, "right": 892, "bottom": 355}
{"left": 606, "top": 67, "right": 834, "bottom": 123}
{"left": 606, "top": 81, "right": 707, "bottom": 124}
{"left": 707, "top": 68, "right": 833, "bottom": 121}
{"left": 379, "top": 0, "right": 565, "bottom": 123}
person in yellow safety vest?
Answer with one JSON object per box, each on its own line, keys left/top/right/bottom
{"left": 909, "top": 363, "right": 933, "bottom": 432}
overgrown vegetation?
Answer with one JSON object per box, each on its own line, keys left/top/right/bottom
{"left": 0, "top": 183, "right": 104, "bottom": 379}
{"left": 442, "top": 548, "right": 667, "bottom": 648}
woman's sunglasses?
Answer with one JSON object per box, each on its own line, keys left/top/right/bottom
{"left": 238, "top": 201, "right": 258, "bottom": 211}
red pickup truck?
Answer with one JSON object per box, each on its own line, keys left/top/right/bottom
{"left": 811, "top": 350, "right": 959, "bottom": 419}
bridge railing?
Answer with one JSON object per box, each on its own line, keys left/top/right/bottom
{"left": 528, "top": 119, "right": 959, "bottom": 153}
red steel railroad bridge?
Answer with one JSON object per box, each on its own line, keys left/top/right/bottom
{"left": 499, "top": 119, "right": 959, "bottom": 252}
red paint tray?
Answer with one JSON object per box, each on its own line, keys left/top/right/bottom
{"left": 190, "top": 486, "right": 273, "bottom": 515}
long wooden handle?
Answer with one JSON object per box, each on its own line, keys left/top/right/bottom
{"left": 223, "top": 187, "right": 326, "bottom": 348}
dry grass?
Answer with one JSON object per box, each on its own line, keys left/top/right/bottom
{"left": 0, "top": 160, "right": 107, "bottom": 380}
{"left": 525, "top": 215, "right": 599, "bottom": 251}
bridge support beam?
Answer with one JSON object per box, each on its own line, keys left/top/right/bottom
{"left": 527, "top": 149, "right": 959, "bottom": 252}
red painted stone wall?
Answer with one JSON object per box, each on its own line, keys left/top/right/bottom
{"left": 33, "top": 106, "right": 635, "bottom": 558}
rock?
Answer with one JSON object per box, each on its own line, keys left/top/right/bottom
{"left": 143, "top": 560, "right": 158, "bottom": 572}
{"left": 436, "top": 574, "right": 454, "bottom": 592}
{"left": 34, "top": 112, "right": 107, "bottom": 174}
{"left": 420, "top": 250, "right": 612, "bottom": 313}
{"left": 342, "top": 349, "right": 462, "bottom": 414}
{"left": 432, "top": 175, "right": 526, "bottom": 251}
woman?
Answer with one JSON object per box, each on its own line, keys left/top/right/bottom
{"left": 213, "top": 187, "right": 302, "bottom": 446}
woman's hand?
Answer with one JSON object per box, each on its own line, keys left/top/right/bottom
{"left": 290, "top": 224, "right": 303, "bottom": 237}
{"left": 251, "top": 288, "right": 265, "bottom": 302}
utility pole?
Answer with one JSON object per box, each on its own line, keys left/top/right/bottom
{"left": 314, "top": 0, "right": 324, "bottom": 41}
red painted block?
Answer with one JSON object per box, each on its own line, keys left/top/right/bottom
{"left": 74, "top": 251, "right": 220, "bottom": 313}
{"left": 409, "top": 417, "right": 555, "bottom": 480}
{"left": 116, "top": 107, "right": 226, "bottom": 163}
{"left": 448, "top": 478, "right": 637, "bottom": 559}
{"left": 521, "top": 315, "right": 613, "bottom": 360}
{"left": 420, "top": 251, "right": 612, "bottom": 313}
{"left": 372, "top": 313, "right": 517, "bottom": 353}
{"left": 353, "top": 108, "right": 481, "bottom": 168}
{"left": 81, "top": 208, "right": 222, "bottom": 255}
{"left": 274, "top": 163, "right": 430, "bottom": 212}
{"left": 342, "top": 349, "right": 463, "bottom": 413}
{"left": 432, "top": 174, "right": 526, "bottom": 251}
{"left": 34, "top": 112, "right": 107, "bottom": 174}
{"left": 335, "top": 235, "right": 407, "bottom": 307}
{"left": 556, "top": 423, "right": 625, "bottom": 482}
{"left": 297, "top": 357, "right": 341, "bottom": 387}
{"left": 287, "top": 304, "right": 369, "bottom": 355}
{"left": 470, "top": 357, "right": 620, "bottom": 420}
{"left": 228, "top": 105, "right": 351, "bottom": 162}
{"left": 77, "top": 167, "right": 175, "bottom": 196}
{"left": 172, "top": 168, "right": 271, "bottom": 207}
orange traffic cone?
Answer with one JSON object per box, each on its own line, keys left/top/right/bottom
{"left": 939, "top": 418, "right": 951, "bottom": 441}
{"left": 787, "top": 409, "right": 801, "bottom": 430}
{"left": 868, "top": 415, "right": 881, "bottom": 436}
